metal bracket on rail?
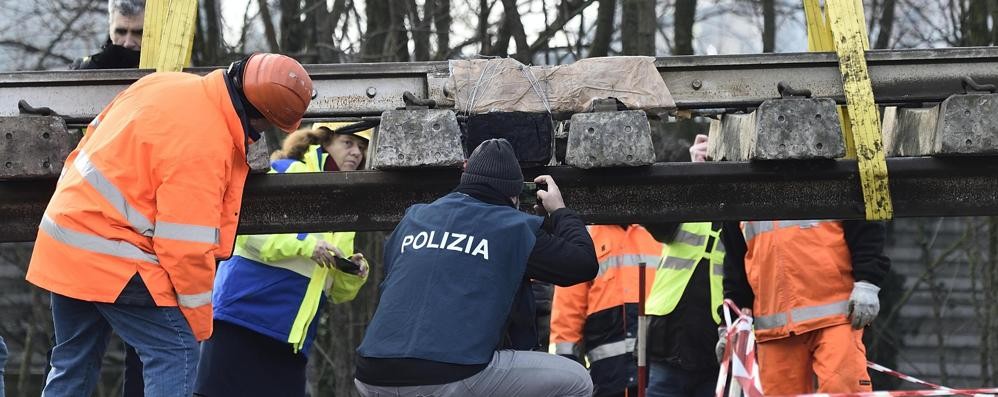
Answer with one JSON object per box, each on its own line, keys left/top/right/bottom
{"left": 932, "top": 76, "right": 998, "bottom": 155}
{"left": 750, "top": 81, "right": 845, "bottom": 160}
{"left": 373, "top": 92, "right": 463, "bottom": 169}
{"left": 565, "top": 98, "right": 656, "bottom": 169}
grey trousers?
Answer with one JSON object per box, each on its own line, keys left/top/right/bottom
{"left": 355, "top": 350, "right": 593, "bottom": 397}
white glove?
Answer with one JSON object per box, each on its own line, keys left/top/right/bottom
{"left": 848, "top": 281, "right": 881, "bottom": 329}
{"left": 714, "top": 326, "right": 727, "bottom": 363}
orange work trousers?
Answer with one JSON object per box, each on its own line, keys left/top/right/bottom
{"left": 757, "top": 323, "right": 872, "bottom": 395}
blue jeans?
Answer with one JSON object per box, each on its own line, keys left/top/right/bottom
{"left": 647, "top": 361, "right": 717, "bottom": 397}
{"left": 1, "top": 335, "right": 7, "bottom": 397}
{"left": 43, "top": 293, "right": 198, "bottom": 397}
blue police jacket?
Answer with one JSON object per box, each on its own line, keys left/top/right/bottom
{"left": 357, "top": 192, "right": 544, "bottom": 365}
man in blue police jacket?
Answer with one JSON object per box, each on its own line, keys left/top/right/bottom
{"left": 355, "top": 138, "right": 598, "bottom": 396}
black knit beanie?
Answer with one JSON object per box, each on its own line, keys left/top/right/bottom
{"left": 461, "top": 138, "right": 523, "bottom": 197}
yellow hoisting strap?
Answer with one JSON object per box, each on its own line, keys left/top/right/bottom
{"left": 287, "top": 266, "right": 330, "bottom": 353}
{"left": 139, "top": 0, "right": 198, "bottom": 72}
{"left": 804, "top": 0, "right": 893, "bottom": 220}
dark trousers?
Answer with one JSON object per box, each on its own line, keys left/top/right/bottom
{"left": 647, "top": 361, "right": 717, "bottom": 397}
{"left": 195, "top": 320, "right": 308, "bottom": 397}
{"left": 123, "top": 345, "right": 144, "bottom": 396}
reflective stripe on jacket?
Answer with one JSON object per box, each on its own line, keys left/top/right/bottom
{"left": 27, "top": 70, "right": 249, "bottom": 341}
{"left": 742, "top": 220, "right": 853, "bottom": 341}
{"left": 646, "top": 222, "right": 725, "bottom": 324}
{"left": 550, "top": 225, "right": 661, "bottom": 392}
{"left": 214, "top": 151, "right": 367, "bottom": 353}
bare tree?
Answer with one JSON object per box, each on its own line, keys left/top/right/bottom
{"left": 621, "top": 0, "right": 656, "bottom": 55}
{"left": 477, "top": 0, "right": 495, "bottom": 54}
{"left": 525, "top": 0, "right": 597, "bottom": 57}
{"left": 894, "top": 0, "right": 997, "bottom": 48}
{"left": 0, "top": 0, "right": 105, "bottom": 70}
{"left": 873, "top": 0, "right": 897, "bottom": 49}
{"left": 360, "top": 0, "right": 409, "bottom": 62}
{"left": 993, "top": 2, "right": 998, "bottom": 46}
{"left": 279, "top": 0, "right": 306, "bottom": 55}
{"left": 257, "top": 0, "right": 281, "bottom": 52}
{"left": 192, "top": 0, "right": 225, "bottom": 66}
{"left": 406, "top": 0, "right": 433, "bottom": 61}
{"left": 962, "top": 0, "right": 991, "bottom": 46}
{"left": 762, "top": 0, "right": 775, "bottom": 52}
{"left": 589, "top": 0, "right": 616, "bottom": 57}
{"left": 673, "top": 0, "right": 696, "bottom": 55}
{"left": 967, "top": 217, "right": 997, "bottom": 386}
{"left": 501, "top": 0, "right": 530, "bottom": 61}
{"left": 433, "top": 0, "right": 452, "bottom": 59}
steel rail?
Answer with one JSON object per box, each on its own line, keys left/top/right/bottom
{"left": 2, "top": 157, "right": 996, "bottom": 242}
{"left": 2, "top": 47, "right": 997, "bottom": 122}
{"left": 657, "top": 47, "right": 998, "bottom": 109}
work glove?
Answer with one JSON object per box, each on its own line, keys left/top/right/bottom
{"left": 848, "top": 281, "right": 881, "bottom": 329}
{"left": 714, "top": 326, "right": 727, "bottom": 363}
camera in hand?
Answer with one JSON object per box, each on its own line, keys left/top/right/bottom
{"left": 518, "top": 182, "right": 545, "bottom": 213}
{"left": 333, "top": 256, "right": 361, "bottom": 274}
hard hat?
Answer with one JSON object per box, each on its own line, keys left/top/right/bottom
{"left": 242, "top": 53, "right": 314, "bottom": 133}
{"left": 312, "top": 121, "right": 373, "bottom": 143}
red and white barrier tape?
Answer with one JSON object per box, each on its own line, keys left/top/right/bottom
{"left": 769, "top": 388, "right": 998, "bottom": 397}
{"left": 782, "top": 362, "right": 998, "bottom": 397}
{"left": 713, "top": 300, "right": 996, "bottom": 397}
{"left": 715, "top": 300, "right": 764, "bottom": 397}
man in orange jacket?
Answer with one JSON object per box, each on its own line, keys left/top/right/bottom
{"left": 719, "top": 218, "right": 890, "bottom": 394}
{"left": 26, "top": 53, "right": 314, "bottom": 397}
{"left": 550, "top": 225, "right": 661, "bottom": 397}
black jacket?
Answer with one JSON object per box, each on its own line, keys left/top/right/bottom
{"left": 643, "top": 222, "right": 722, "bottom": 371}
{"left": 70, "top": 39, "right": 140, "bottom": 70}
{"left": 355, "top": 182, "right": 597, "bottom": 386}
{"left": 720, "top": 220, "right": 891, "bottom": 314}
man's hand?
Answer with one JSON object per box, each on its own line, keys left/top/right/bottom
{"left": 715, "top": 308, "right": 751, "bottom": 363}
{"left": 311, "top": 240, "right": 345, "bottom": 267}
{"left": 689, "top": 134, "right": 709, "bottom": 163}
{"left": 350, "top": 253, "right": 370, "bottom": 278}
{"left": 533, "top": 175, "right": 566, "bottom": 215}
{"left": 714, "top": 326, "right": 727, "bottom": 363}
{"left": 848, "top": 281, "right": 881, "bottom": 329}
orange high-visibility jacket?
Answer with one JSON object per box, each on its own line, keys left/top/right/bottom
{"left": 741, "top": 220, "right": 853, "bottom": 342}
{"left": 27, "top": 70, "right": 249, "bottom": 341}
{"left": 551, "top": 225, "right": 660, "bottom": 363}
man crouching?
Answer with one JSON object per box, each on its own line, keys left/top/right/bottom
{"left": 354, "top": 138, "right": 598, "bottom": 396}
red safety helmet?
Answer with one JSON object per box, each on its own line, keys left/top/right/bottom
{"left": 241, "top": 53, "right": 315, "bottom": 133}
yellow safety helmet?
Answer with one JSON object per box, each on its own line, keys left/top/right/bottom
{"left": 312, "top": 121, "right": 373, "bottom": 143}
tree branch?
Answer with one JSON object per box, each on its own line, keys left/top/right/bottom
{"left": 257, "top": 0, "right": 281, "bottom": 52}
{"left": 34, "top": 0, "right": 99, "bottom": 70}
{"left": 0, "top": 41, "right": 73, "bottom": 64}
{"left": 524, "top": 0, "right": 597, "bottom": 58}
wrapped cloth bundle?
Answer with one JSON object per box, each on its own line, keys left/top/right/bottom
{"left": 447, "top": 56, "right": 675, "bottom": 114}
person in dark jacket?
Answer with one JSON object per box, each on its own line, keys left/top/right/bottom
{"left": 532, "top": 280, "right": 554, "bottom": 351}
{"left": 641, "top": 135, "right": 725, "bottom": 397}
{"left": 71, "top": 0, "right": 144, "bottom": 70}
{"left": 354, "top": 138, "right": 598, "bottom": 397}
